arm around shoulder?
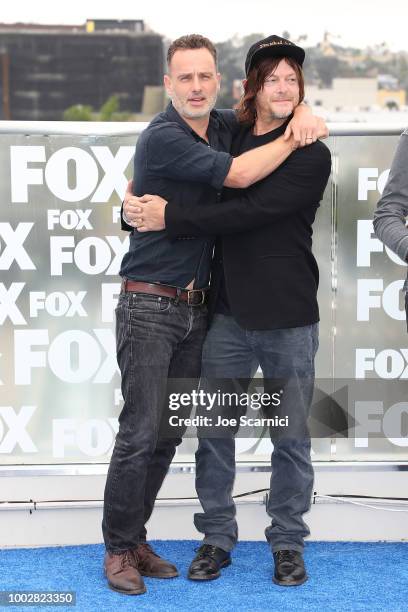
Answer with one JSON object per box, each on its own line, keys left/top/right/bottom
{"left": 166, "top": 142, "right": 332, "bottom": 238}
{"left": 145, "top": 123, "right": 232, "bottom": 189}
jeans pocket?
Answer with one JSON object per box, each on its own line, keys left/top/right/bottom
{"left": 129, "top": 294, "right": 171, "bottom": 314}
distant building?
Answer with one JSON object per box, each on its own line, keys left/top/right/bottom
{"left": 378, "top": 74, "right": 399, "bottom": 91}
{"left": 305, "top": 78, "right": 406, "bottom": 112}
{"left": 306, "top": 78, "right": 378, "bottom": 111}
{"left": 0, "top": 20, "right": 164, "bottom": 120}
{"left": 377, "top": 89, "right": 406, "bottom": 111}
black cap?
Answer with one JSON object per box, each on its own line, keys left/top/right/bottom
{"left": 245, "top": 35, "right": 305, "bottom": 76}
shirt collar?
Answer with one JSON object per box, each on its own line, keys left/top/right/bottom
{"left": 165, "top": 102, "right": 220, "bottom": 140}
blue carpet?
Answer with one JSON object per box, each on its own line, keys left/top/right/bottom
{"left": 1, "top": 541, "right": 408, "bottom": 612}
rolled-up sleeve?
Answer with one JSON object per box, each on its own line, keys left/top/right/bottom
{"left": 144, "top": 123, "right": 232, "bottom": 189}
{"left": 373, "top": 131, "right": 408, "bottom": 262}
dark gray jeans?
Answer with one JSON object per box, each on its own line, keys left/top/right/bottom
{"left": 194, "top": 314, "right": 318, "bottom": 554}
{"left": 102, "top": 291, "right": 207, "bottom": 552}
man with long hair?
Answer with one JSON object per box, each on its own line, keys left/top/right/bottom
{"left": 128, "top": 35, "right": 331, "bottom": 586}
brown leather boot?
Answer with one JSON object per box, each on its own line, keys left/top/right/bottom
{"left": 104, "top": 550, "right": 146, "bottom": 595}
{"left": 134, "top": 542, "right": 179, "bottom": 578}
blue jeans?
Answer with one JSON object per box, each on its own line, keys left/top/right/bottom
{"left": 102, "top": 291, "right": 207, "bottom": 552}
{"left": 194, "top": 314, "right": 318, "bottom": 553}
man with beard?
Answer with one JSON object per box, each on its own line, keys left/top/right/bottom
{"left": 127, "top": 35, "right": 331, "bottom": 587}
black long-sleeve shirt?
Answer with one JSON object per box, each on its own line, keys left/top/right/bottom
{"left": 165, "top": 121, "right": 332, "bottom": 329}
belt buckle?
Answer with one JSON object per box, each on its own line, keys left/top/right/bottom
{"left": 187, "top": 289, "right": 205, "bottom": 306}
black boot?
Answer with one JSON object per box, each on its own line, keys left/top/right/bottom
{"left": 273, "top": 550, "right": 307, "bottom": 586}
{"left": 188, "top": 544, "right": 231, "bottom": 581}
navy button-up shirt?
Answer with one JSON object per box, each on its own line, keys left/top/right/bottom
{"left": 120, "top": 102, "right": 236, "bottom": 288}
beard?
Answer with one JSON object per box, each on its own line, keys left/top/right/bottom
{"left": 270, "top": 109, "right": 293, "bottom": 119}
{"left": 268, "top": 97, "right": 296, "bottom": 120}
{"left": 171, "top": 90, "right": 218, "bottom": 119}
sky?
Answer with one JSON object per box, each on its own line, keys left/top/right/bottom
{"left": 1, "top": 0, "right": 407, "bottom": 52}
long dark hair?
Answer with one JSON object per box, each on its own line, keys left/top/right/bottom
{"left": 236, "top": 57, "right": 305, "bottom": 126}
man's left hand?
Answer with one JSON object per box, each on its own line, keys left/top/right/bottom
{"left": 284, "top": 105, "right": 329, "bottom": 148}
{"left": 132, "top": 195, "right": 168, "bottom": 232}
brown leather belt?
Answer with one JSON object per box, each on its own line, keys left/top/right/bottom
{"left": 121, "top": 279, "right": 207, "bottom": 306}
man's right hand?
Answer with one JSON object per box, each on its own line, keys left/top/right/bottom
{"left": 123, "top": 180, "right": 167, "bottom": 231}
{"left": 133, "top": 195, "right": 168, "bottom": 232}
{"left": 283, "top": 110, "right": 329, "bottom": 148}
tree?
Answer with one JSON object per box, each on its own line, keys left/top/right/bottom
{"left": 314, "top": 56, "right": 340, "bottom": 87}
{"left": 99, "top": 95, "right": 119, "bottom": 121}
{"left": 63, "top": 104, "right": 93, "bottom": 121}
{"left": 216, "top": 33, "right": 265, "bottom": 108}
{"left": 63, "top": 95, "right": 131, "bottom": 121}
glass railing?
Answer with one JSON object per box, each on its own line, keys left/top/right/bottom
{"left": 0, "top": 122, "right": 407, "bottom": 463}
